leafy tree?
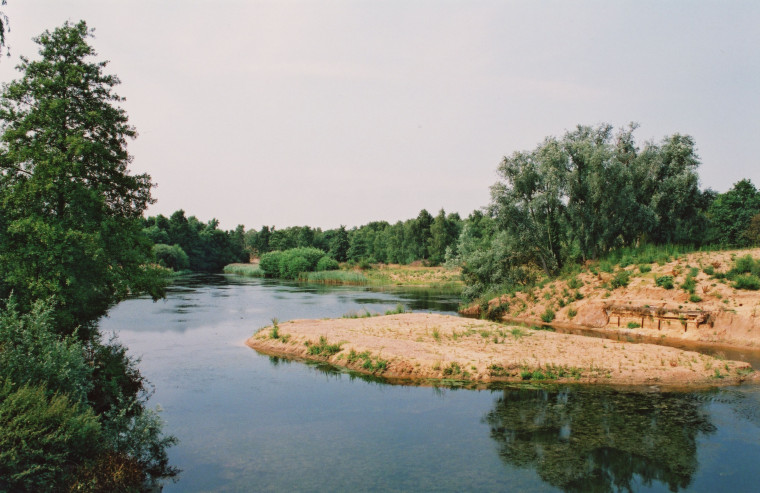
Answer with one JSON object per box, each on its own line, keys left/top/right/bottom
{"left": 707, "top": 179, "right": 760, "bottom": 246}
{"left": 0, "top": 21, "right": 164, "bottom": 334}
{"left": 330, "top": 225, "right": 350, "bottom": 261}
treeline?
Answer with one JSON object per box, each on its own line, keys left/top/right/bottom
{"left": 245, "top": 208, "right": 463, "bottom": 267}
{"left": 0, "top": 22, "right": 176, "bottom": 490}
{"left": 142, "top": 210, "right": 247, "bottom": 272}
{"left": 453, "top": 123, "right": 760, "bottom": 299}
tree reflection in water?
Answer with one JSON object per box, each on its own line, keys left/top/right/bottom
{"left": 484, "top": 386, "right": 717, "bottom": 492}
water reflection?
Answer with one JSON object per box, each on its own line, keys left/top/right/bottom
{"left": 484, "top": 386, "right": 717, "bottom": 492}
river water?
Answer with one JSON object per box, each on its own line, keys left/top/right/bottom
{"left": 99, "top": 274, "right": 760, "bottom": 492}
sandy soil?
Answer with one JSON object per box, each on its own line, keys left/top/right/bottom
{"left": 246, "top": 313, "right": 757, "bottom": 388}
{"left": 464, "top": 248, "right": 760, "bottom": 349}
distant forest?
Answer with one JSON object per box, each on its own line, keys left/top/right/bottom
{"left": 145, "top": 123, "right": 760, "bottom": 301}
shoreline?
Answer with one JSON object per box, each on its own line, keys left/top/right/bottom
{"left": 246, "top": 313, "right": 758, "bottom": 389}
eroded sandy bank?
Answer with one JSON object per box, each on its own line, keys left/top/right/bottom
{"left": 246, "top": 313, "right": 757, "bottom": 388}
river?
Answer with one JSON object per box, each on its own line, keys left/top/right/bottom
{"left": 99, "top": 274, "right": 760, "bottom": 492}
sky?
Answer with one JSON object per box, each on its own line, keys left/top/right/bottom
{"left": 0, "top": 1, "right": 758, "bottom": 230}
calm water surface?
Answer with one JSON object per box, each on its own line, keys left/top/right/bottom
{"left": 99, "top": 275, "right": 760, "bottom": 492}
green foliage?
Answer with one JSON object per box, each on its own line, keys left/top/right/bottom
{"left": 144, "top": 211, "right": 247, "bottom": 273}
{"left": 707, "top": 179, "right": 760, "bottom": 246}
{"left": 259, "top": 247, "right": 331, "bottom": 279}
{"left": 316, "top": 256, "right": 339, "bottom": 271}
{"left": 385, "top": 303, "right": 406, "bottom": 315}
{"left": 567, "top": 277, "right": 583, "bottom": 289}
{"left": 153, "top": 244, "right": 190, "bottom": 271}
{"left": 610, "top": 270, "right": 631, "bottom": 289}
{"left": 0, "top": 381, "right": 101, "bottom": 491}
{"left": 223, "top": 263, "right": 265, "bottom": 277}
{"left": 0, "top": 21, "right": 167, "bottom": 333}
{"left": 567, "top": 308, "right": 578, "bottom": 318}
{"left": 0, "top": 22, "right": 177, "bottom": 487}
{"left": 0, "top": 299, "right": 92, "bottom": 404}
{"left": 733, "top": 274, "right": 760, "bottom": 290}
{"left": 541, "top": 307, "right": 556, "bottom": 323}
{"left": 301, "top": 270, "right": 368, "bottom": 285}
{"left": 656, "top": 275, "right": 675, "bottom": 289}
{"left": 732, "top": 254, "right": 760, "bottom": 275}
{"left": 639, "top": 264, "right": 652, "bottom": 273}
{"left": 627, "top": 322, "right": 641, "bottom": 329}
{"left": 305, "top": 336, "right": 343, "bottom": 357}
{"left": 689, "top": 294, "right": 703, "bottom": 303}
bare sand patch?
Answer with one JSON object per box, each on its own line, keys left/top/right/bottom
{"left": 246, "top": 313, "right": 757, "bottom": 388}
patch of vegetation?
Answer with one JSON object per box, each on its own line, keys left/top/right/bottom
{"left": 567, "top": 277, "right": 583, "bottom": 289}
{"left": 484, "top": 301, "right": 509, "bottom": 321}
{"left": 442, "top": 361, "right": 462, "bottom": 377}
{"left": 638, "top": 264, "right": 652, "bottom": 274}
{"left": 301, "top": 270, "right": 369, "bottom": 285}
{"left": 655, "top": 275, "right": 675, "bottom": 289}
{"left": 224, "top": 263, "right": 265, "bottom": 277}
{"left": 689, "top": 294, "right": 703, "bottom": 303}
{"left": 384, "top": 303, "right": 406, "bottom": 315}
{"left": 540, "top": 307, "right": 555, "bottom": 323}
{"left": 733, "top": 274, "right": 760, "bottom": 290}
{"left": 567, "top": 308, "right": 578, "bottom": 319}
{"left": 305, "top": 336, "right": 343, "bottom": 357}
{"left": 610, "top": 270, "right": 631, "bottom": 289}
{"left": 626, "top": 322, "right": 641, "bottom": 329}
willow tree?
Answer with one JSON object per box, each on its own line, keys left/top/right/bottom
{"left": 0, "top": 21, "right": 163, "bottom": 334}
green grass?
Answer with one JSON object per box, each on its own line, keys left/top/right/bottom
{"left": 567, "top": 308, "right": 577, "bottom": 319}
{"left": 301, "top": 270, "right": 369, "bottom": 285}
{"left": 223, "top": 263, "right": 265, "bottom": 277}
{"left": 384, "top": 303, "right": 406, "bottom": 315}
{"left": 305, "top": 336, "right": 343, "bottom": 357}
{"left": 627, "top": 322, "right": 641, "bottom": 329}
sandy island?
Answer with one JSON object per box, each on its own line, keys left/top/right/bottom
{"left": 247, "top": 313, "right": 758, "bottom": 388}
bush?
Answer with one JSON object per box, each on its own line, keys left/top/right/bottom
{"left": 610, "top": 270, "right": 630, "bottom": 289}
{"left": 259, "top": 251, "right": 284, "bottom": 276}
{"left": 153, "top": 244, "right": 190, "bottom": 271}
{"left": 655, "top": 275, "right": 674, "bottom": 289}
{"left": 315, "top": 256, "right": 339, "bottom": 272}
{"left": 541, "top": 307, "right": 555, "bottom": 323}
{"left": 733, "top": 254, "right": 759, "bottom": 275}
{"left": 639, "top": 264, "right": 652, "bottom": 274}
{"left": 733, "top": 274, "right": 760, "bottom": 290}
{"left": 0, "top": 381, "right": 102, "bottom": 491}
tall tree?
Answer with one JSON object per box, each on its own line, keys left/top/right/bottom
{"left": 0, "top": 21, "right": 163, "bottom": 334}
{"left": 707, "top": 179, "right": 760, "bottom": 246}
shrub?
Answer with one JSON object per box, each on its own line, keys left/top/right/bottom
{"left": 680, "top": 276, "right": 697, "bottom": 294}
{"left": 733, "top": 254, "right": 759, "bottom": 275}
{"left": 567, "top": 308, "right": 577, "bottom": 319}
{"left": 627, "top": 322, "right": 641, "bottom": 329}
{"left": 0, "top": 381, "right": 102, "bottom": 490}
{"left": 703, "top": 265, "right": 715, "bottom": 276}
{"left": 639, "top": 264, "right": 652, "bottom": 274}
{"left": 567, "top": 277, "right": 583, "bottom": 289}
{"left": 689, "top": 294, "right": 703, "bottom": 303}
{"left": 315, "top": 256, "right": 339, "bottom": 272}
{"left": 655, "top": 275, "right": 674, "bottom": 289}
{"left": 540, "top": 307, "right": 555, "bottom": 323}
{"left": 733, "top": 274, "right": 760, "bottom": 290}
{"left": 259, "top": 251, "right": 284, "bottom": 276}
{"left": 153, "top": 244, "right": 190, "bottom": 271}
{"left": 610, "top": 270, "right": 630, "bottom": 289}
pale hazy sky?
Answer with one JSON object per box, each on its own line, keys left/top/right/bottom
{"left": 1, "top": 1, "right": 758, "bottom": 230}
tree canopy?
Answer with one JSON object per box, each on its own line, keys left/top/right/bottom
{"left": 0, "top": 21, "right": 163, "bottom": 334}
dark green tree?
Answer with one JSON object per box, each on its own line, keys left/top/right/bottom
{"left": 707, "top": 179, "right": 760, "bottom": 246}
{"left": 330, "top": 225, "right": 350, "bottom": 261}
{"left": 0, "top": 21, "right": 163, "bottom": 334}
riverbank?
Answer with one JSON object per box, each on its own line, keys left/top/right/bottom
{"left": 465, "top": 248, "right": 760, "bottom": 350}
{"left": 246, "top": 313, "right": 757, "bottom": 388}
